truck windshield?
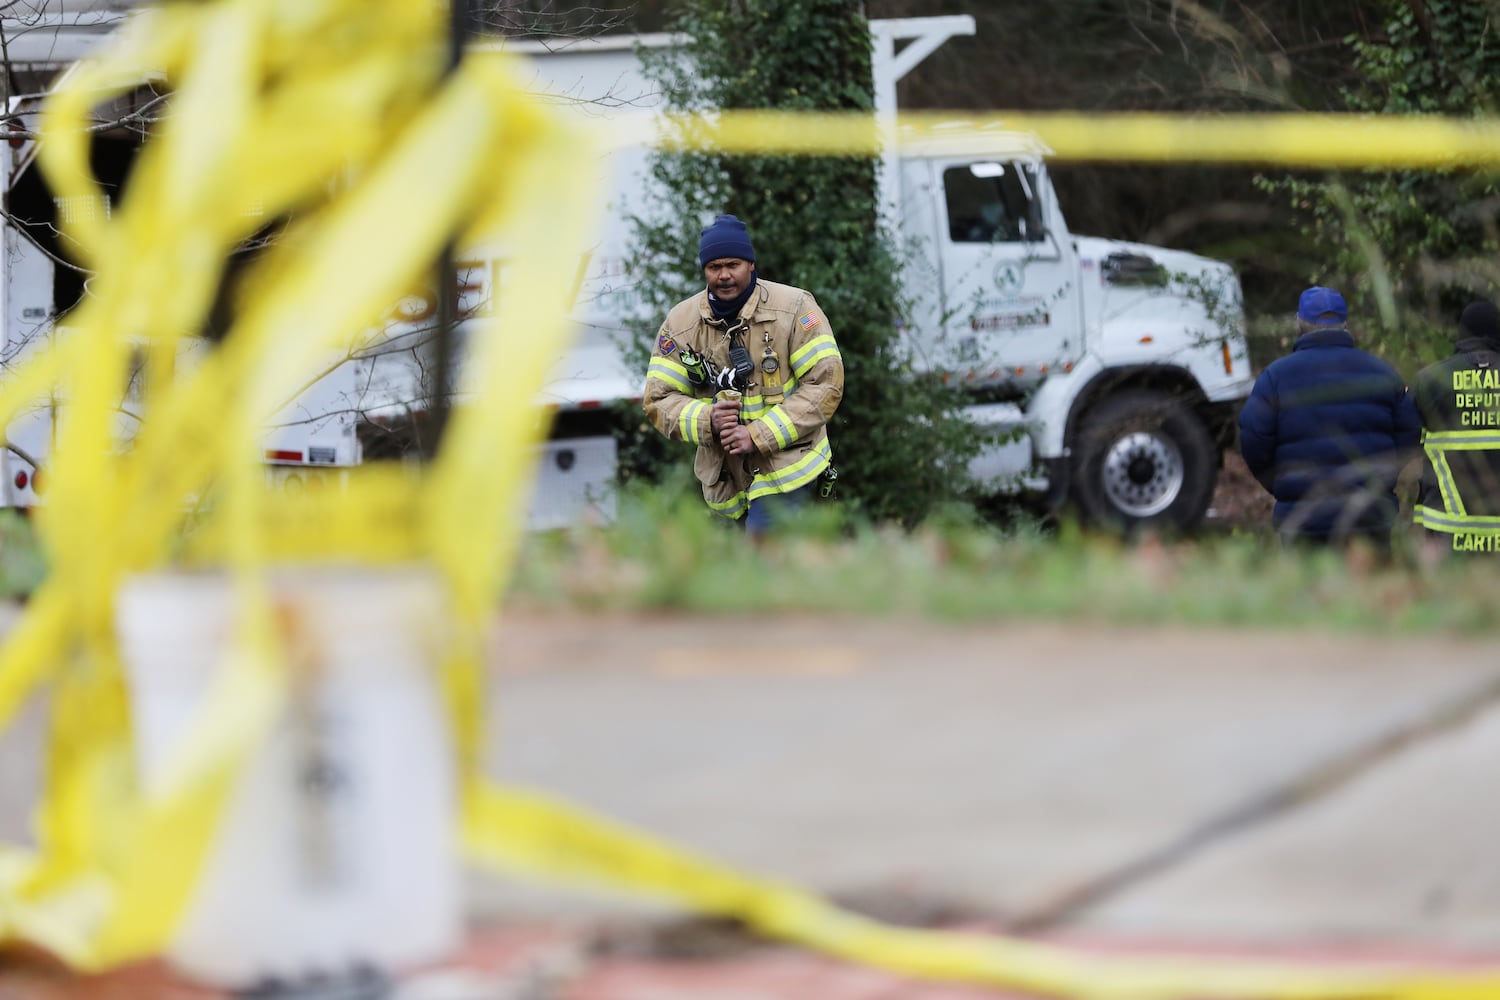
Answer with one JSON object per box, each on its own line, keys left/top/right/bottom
{"left": 942, "top": 162, "right": 1040, "bottom": 244}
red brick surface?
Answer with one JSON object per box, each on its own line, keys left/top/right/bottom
{"left": 7, "top": 926, "right": 1497, "bottom": 1000}
{"left": 0, "top": 946, "right": 216, "bottom": 1000}
{"left": 561, "top": 950, "right": 1029, "bottom": 1000}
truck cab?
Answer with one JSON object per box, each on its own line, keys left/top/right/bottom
{"left": 898, "top": 124, "right": 1252, "bottom": 529}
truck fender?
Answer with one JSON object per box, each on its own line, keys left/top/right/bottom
{"left": 1025, "top": 353, "right": 1107, "bottom": 460}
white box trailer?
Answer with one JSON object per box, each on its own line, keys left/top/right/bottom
{"left": 0, "top": 106, "right": 361, "bottom": 504}
{"left": 0, "top": 95, "right": 618, "bottom": 529}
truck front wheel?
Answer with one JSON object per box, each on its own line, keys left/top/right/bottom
{"left": 1070, "top": 390, "right": 1217, "bottom": 532}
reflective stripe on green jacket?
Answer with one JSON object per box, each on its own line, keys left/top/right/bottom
{"left": 1414, "top": 430, "right": 1500, "bottom": 536}
{"left": 1411, "top": 343, "right": 1500, "bottom": 544}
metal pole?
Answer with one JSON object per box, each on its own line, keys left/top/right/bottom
{"left": 426, "top": 0, "right": 475, "bottom": 460}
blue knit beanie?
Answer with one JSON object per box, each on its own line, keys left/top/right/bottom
{"left": 698, "top": 214, "right": 756, "bottom": 268}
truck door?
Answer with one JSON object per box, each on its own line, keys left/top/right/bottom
{"left": 2, "top": 97, "right": 60, "bottom": 506}
{"left": 926, "top": 158, "right": 1084, "bottom": 387}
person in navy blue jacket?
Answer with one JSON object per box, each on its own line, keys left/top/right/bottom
{"left": 1238, "top": 286, "right": 1421, "bottom": 548}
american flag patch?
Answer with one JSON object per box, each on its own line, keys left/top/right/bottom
{"left": 798, "top": 313, "right": 820, "bottom": 332}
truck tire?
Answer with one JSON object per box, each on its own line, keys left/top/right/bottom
{"left": 1070, "top": 390, "right": 1217, "bottom": 533}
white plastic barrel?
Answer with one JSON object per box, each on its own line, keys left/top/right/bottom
{"left": 115, "top": 567, "right": 462, "bottom": 988}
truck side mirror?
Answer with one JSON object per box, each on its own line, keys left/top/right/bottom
{"left": 1023, "top": 206, "right": 1046, "bottom": 242}
{"left": 1010, "top": 165, "right": 1046, "bottom": 242}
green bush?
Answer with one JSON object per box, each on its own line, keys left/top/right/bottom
{"left": 0, "top": 511, "right": 47, "bottom": 600}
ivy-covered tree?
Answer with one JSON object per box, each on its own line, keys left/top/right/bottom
{"left": 1260, "top": 0, "right": 1500, "bottom": 370}
{"left": 624, "top": 0, "right": 986, "bottom": 527}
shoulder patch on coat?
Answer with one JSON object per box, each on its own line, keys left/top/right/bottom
{"left": 656, "top": 329, "right": 677, "bottom": 356}
{"left": 798, "top": 313, "right": 820, "bottom": 332}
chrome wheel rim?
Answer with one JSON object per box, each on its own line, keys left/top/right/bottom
{"left": 1100, "top": 430, "right": 1183, "bottom": 518}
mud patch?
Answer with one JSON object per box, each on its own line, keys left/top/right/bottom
{"left": 591, "top": 887, "right": 1003, "bottom": 961}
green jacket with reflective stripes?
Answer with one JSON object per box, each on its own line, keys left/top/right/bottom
{"left": 1412, "top": 338, "right": 1500, "bottom": 540}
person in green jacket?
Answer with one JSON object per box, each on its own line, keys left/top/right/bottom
{"left": 1412, "top": 299, "right": 1500, "bottom": 554}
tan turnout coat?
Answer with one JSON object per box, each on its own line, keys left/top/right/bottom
{"left": 643, "top": 278, "right": 844, "bottom": 519}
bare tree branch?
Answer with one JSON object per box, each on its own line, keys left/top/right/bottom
{"left": 0, "top": 202, "right": 92, "bottom": 274}
{"left": 473, "top": 1, "right": 634, "bottom": 40}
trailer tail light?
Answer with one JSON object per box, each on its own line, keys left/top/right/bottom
{"left": 265, "top": 449, "right": 302, "bottom": 463}
{"left": 13, "top": 470, "right": 26, "bottom": 490}
{"left": 1222, "top": 340, "right": 1234, "bottom": 375}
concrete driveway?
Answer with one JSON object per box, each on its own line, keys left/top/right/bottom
{"left": 483, "top": 614, "right": 1500, "bottom": 951}
{"left": 3, "top": 608, "right": 1500, "bottom": 998}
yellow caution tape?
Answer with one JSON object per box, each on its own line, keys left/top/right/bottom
{"left": 0, "top": 0, "right": 581, "bottom": 972}
{"left": 609, "top": 108, "right": 1500, "bottom": 168}
{"left": 466, "top": 781, "right": 1500, "bottom": 1000}
{"left": 1, "top": 1, "right": 1498, "bottom": 996}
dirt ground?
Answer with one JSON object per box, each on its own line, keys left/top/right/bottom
{"left": 1208, "top": 448, "right": 1274, "bottom": 527}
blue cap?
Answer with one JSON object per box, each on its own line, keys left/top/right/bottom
{"left": 699, "top": 214, "right": 756, "bottom": 268}
{"left": 1297, "top": 286, "right": 1347, "bottom": 324}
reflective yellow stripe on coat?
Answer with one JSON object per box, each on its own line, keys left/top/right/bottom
{"left": 1414, "top": 429, "right": 1500, "bottom": 535}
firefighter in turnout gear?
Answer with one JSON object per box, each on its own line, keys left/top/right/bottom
{"left": 643, "top": 215, "right": 843, "bottom": 537}
{"left": 1413, "top": 300, "right": 1500, "bottom": 554}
